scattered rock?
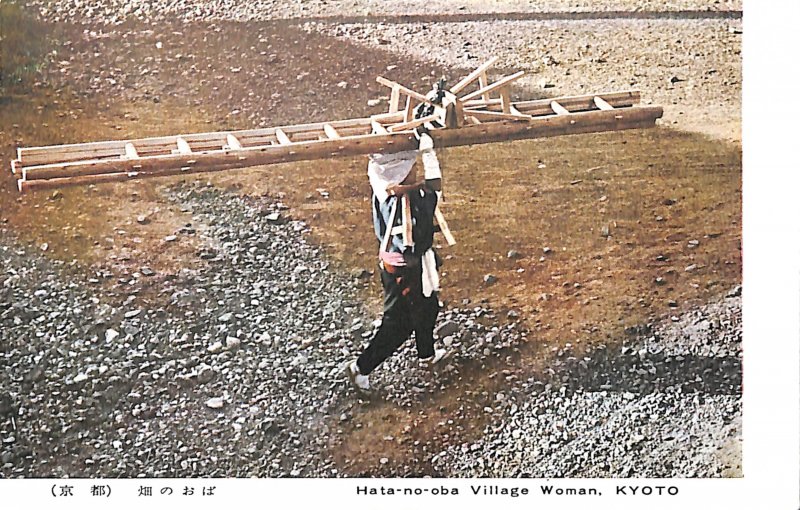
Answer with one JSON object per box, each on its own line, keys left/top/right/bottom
{"left": 205, "top": 397, "right": 224, "bottom": 409}
{"left": 226, "top": 336, "right": 242, "bottom": 350}
{"left": 435, "top": 321, "right": 459, "bottom": 338}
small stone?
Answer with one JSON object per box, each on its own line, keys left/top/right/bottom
{"left": 543, "top": 246, "right": 552, "bottom": 254}
{"left": 379, "top": 457, "right": 389, "bottom": 465}
{"left": 105, "top": 329, "right": 119, "bottom": 342}
{"left": 483, "top": 274, "right": 497, "bottom": 285}
{"left": 507, "top": 310, "right": 519, "bottom": 319}
{"left": 219, "top": 312, "right": 233, "bottom": 322}
{"left": 140, "top": 267, "right": 155, "bottom": 277}
{"left": 207, "top": 341, "right": 224, "bottom": 353}
{"left": 367, "top": 99, "right": 381, "bottom": 107}
{"left": 136, "top": 215, "right": 150, "bottom": 225}
{"left": 164, "top": 235, "right": 177, "bottom": 242}
{"left": 124, "top": 310, "right": 142, "bottom": 319}
{"left": 687, "top": 239, "right": 700, "bottom": 248}
{"left": 205, "top": 397, "right": 224, "bottom": 409}
{"left": 435, "top": 321, "right": 459, "bottom": 338}
{"left": 196, "top": 364, "right": 215, "bottom": 384}
{"left": 507, "top": 250, "right": 521, "bottom": 259}
{"left": 685, "top": 264, "right": 697, "bottom": 272}
{"left": 73, "top": 373, "right": 89, "bottom": 384}
{"left": 351, "top": 268, "right": 372, "bottom": 279}
{"left": 265, "top": 212, "right": 281, "bottom": 223}
{"left": 226, "top": 336, "right": 241, "bottom": 350}
{"left": 50, "top": 190, "right": 63, "bottom": 200}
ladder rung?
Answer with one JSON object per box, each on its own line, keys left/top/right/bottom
{"left": 500, "top": 86, "right": 512, "bottom": 114}
{"left": 124, "top": 143, "right": 139, "bottom": 159}
{"left": 226, "top": 134, "right": 243, "bottom": 150}
{"left": 371, "top": 121, "right": 389, "bottom": 135}
{"left": 479, "top": 71, "right": 490, "bottom": 101}
{"left": 550, "top": 101, "right": 569, "bottom": 115}
{"left": 323, "top": 124, "right": 340, "bottom": 139}
{"left": 275, "top": 128, "right": 292, "bottom": 145}
{"left": 594, "top": 96, "right": 614, "bottom": 111}
{"left": 176, "top": 137, "right": 193, "bottom": 154}
{"left": 403, "top": 96, "right": 417, "bottom": 123}
{"left": 389, "top": 85, "right": 401, "bottom": 113}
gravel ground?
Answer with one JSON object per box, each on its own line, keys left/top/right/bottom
{"left": 431, "top": 288, "right": 742, "bottom": 477}
{"left": 307, "top": 17, "right": 742, "bottom": 141}
{"left": 0, "top": 181, "right": 742, "bottom": 477}
{"left": 0, "top": 183, "right": 527, "bottom": 477}
{"left": 30, "top": 0, "right": 742, "bottom": 24}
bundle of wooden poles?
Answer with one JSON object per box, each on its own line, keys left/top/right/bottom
{"left": 11, "top": 58, "right": 663, "bottom": 192}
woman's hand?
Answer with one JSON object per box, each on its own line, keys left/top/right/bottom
{"left": 386, "top": 180, "right": 426, "bottom": 197}
{"left": 379, "top": 250, "right": 406, "bottom": 267}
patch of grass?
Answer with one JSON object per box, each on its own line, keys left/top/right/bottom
{"left": 0, "top": 1, "right": 47, "bottom": 95}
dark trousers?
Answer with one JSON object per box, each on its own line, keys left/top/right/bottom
{"left": 357, "top": 262, "right": 440, "bottom": 375}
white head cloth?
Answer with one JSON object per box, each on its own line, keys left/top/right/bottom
{"left": 367, "top": 150, "right": 417, "bottom": 202}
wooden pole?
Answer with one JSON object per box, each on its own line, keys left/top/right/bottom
{"left": 450, "top": 57, "right": 500, "bottom": 94}
{"left": 461, "top": 71, "right": 526, "bottom": 102}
